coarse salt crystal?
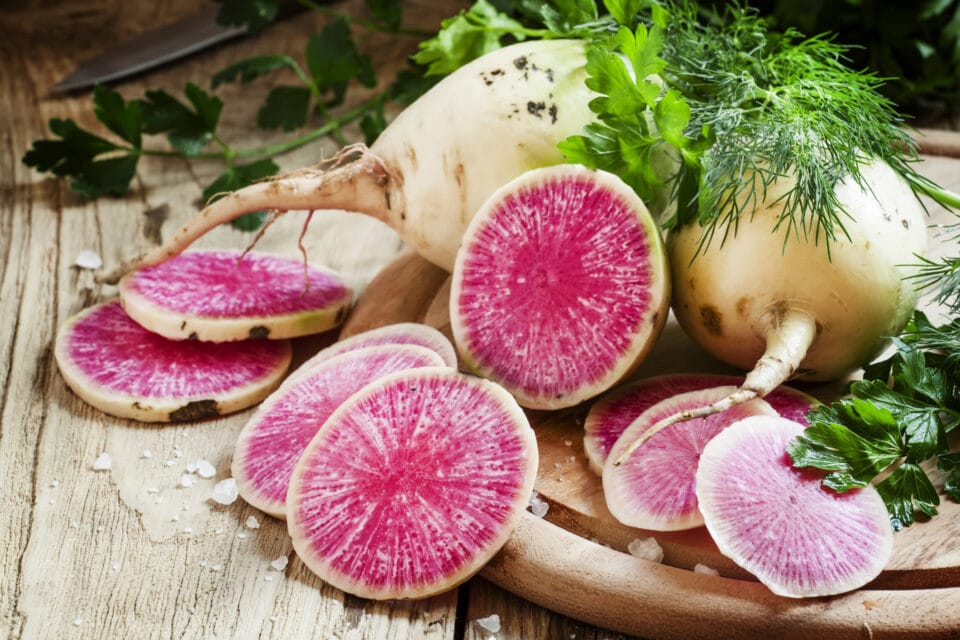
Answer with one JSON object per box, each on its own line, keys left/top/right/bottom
{"left": 270, "top": 556, "right": 289, "bottom": 572}
{"left": 211, "top": 564, "right": 223, "bottom": 572}
{"left": 186, "top": 462, "right": 198, "bottom": 474}
{"left": 92, "top": 452, "right": 111, "bottom": 471}
{"left": 196, "top": 459, "right": 217, "bottom": 479}
{"left": 75, "top": 250, "right": 103, "bottom": 270}
{"left": 237, "top": 532, "right": 250, "bottom": 540}
{"left": 627, "top": 537, "right": 664, "bottom": 563}
{"left": 180, "top": 475, "right": 194, "bottom": 488}
{"left": 141, "top": 450, "right": 153, "bottom": 459}
{"left": 50, "top": 480, "right": 59, "bottom": 488}
{"left": 72, "top": 616, "right": 82, "bottom": 627}
{"left": 264, "top": 575, "right": 274, "bottom": 582}
{"left": 474, "top": 614, "right": 501, "bottom": 633}
{"left": 528, "top": 491, "right": 549, "bottom": 518}
{"left": 245, "top": 516, "right": 260, "bottom": 529}
{"left": 146, "top": 487, "right": 161, "bottom": 494}
{"left": 694, "top": 563, "right": 719, "bottom": 576}
{"left": 183, "top": 527, "right": 193, "bottom": 535}
{"left": 210, "top": 478, "right": 238, "bottom": 505}
{"left": 70, "top": 521, "right": 79, "bottom": 529}
{"left": 164, "top": 460, "right": 175, "bottom": 467}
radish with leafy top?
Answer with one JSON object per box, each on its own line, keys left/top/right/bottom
{"left": 100, "top": 39, "right": 594, "bottom": 282}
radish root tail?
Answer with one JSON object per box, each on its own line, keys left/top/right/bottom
{"left": 613, "top": 306, "right": 817, "bottom": 466}
{"left": 96, "top": 144, "right": 396, "bottom": 285}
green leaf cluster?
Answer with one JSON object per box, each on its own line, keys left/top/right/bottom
{"left": 22, "top": 0, "right": 433, "bottom": 229}
{"left": 788, "top": 312, "right": 960, "bottom": 528}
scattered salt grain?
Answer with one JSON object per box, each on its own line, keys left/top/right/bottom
{"left": 237, "top": 532, "right": 250, "bottom": 540}
{"left": 180, "top": 475, "right": 194, "bottom": 488}
{"left": 186, "top": 462, "right": 198, "bottom": 474}
{"left": 112, "top": 562, "right": 121, "bottom": 571}
{"left": 563, "top": 439, "right": 572, "bottom": 446}
{"left": 212, "top": 564, "right": 223, "bottom": 572}
{"left": 627, "top": 537, "right": 664, "bottom": 564}
{"left": 196, "top": 459, "right": 217, "bottom": 479}
{"left": 141, "top": 450, "right": 153, "bottom": 459}
{"left": 264, "top": 575, "right": 274, "bottom": 582}
{"left": 146, "top": 487, "right": 161, "bottom": 494}
{"left": 72, "top": 616, "right": 82, "bottom": 627}
{"left": 694, "top": 563, "right": 719, "bottom": 576}
{"left": 75, "top": 250, "right": 103, "bottom": 270}
{"left": 270, "top": 556, "right": 289, "bottom": 572}
{"left": 527, "top": 491, "right": 549, "bottom": 518}
{"left": 92, "top": 452, "right": 112, "bottom": 471}
{"left": 475, "top": 614, "right": 501, "bottom": 634}
{"left": 164, "top": 460, "right": 175, "bottom": 467}
{"left": 70, "top": 520, "right": 79, "bottom": 529}
{"left": 245, "top": 516, "right": 260, "bottom": 529}
{"left": 210, "top": 478, "right": 238, "bottom": 505}
{"left": 183, "top": 527, "right": 193, "bottom": 535}
{"left": 50, "top": 480, "right": 59, "bottom": 488}
{"left": 215, "top": 527, "right": 224, "bottom": 535}
{"left": 171, "top": 515, "right": 180, "bottom": 522}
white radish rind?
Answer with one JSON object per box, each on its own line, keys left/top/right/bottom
{"left": 584, "top": 374, "right": 818, "bottom": 474}
{"left": 118, "top": 249, "right": 353, "bottom": 342}
{"left": 667, "top": 161, "right": 927, "bottom": 416}
{"left": 232, "top": 344, "right": 448, "bottom": 519}
{"left": 286, "top": 367, "right": 538, "bottom": 600}
{"left": 450, "top": 165, "right": 670, "bottom": 410}
{"left": 602, "top": 387, "right": 777, "bottom": 531}
{"left": 301, "top": 322, "right": 458, "bottom": 372}
{"left": 696, "top": 415, "right": 894, "bottom": 598}
{"left": 101, "top": 39, "right": 594, "bottom": 283}
{"left": 54, "top": 300, "right": 291, "bottom": 422}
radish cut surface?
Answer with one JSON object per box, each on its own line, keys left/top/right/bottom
{"left": 303, "top": 322, "right": 457, "bottom": 372}
{"left": 54, "top": 300, "right": 291, "bottom": 422}
{"left": 450, "top": 165, "right": 669, "bottom": 410}
{"left": 696, "top": 415, "right": 894, "bottom": 598}
{"left": 603, "top": 387, "right": 777, "bottom": 531}
{"left": 287, "top": 368, "right": 537, "bottom": 600}
{"left": 119, "top": 249, "right": 353, "bottom": 342}
{"left": 232, "top": 344, "right": 447, "bottom": 518}
{"left": 584, "top": 374, "right": 818, "bottom": 473}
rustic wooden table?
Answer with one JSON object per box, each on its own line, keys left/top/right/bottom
{"left": 4, "top": 1, "right": 960, "bottom": 639}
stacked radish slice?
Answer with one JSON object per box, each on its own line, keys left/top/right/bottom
{"left": 54, "top": 249, "right": 353, "bottom": 422}
{"left": 590, "top": 375, "right": 895, "bottom": 598}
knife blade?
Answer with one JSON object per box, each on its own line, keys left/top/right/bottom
{"left": 50, "top": 4, "right": 246, "bottom": 94}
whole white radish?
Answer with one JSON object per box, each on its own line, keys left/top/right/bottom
{"left": 616, "top": 160, "right": 928, "bottom": 460}
{"left": 100, "top": 39, "right": 594, "bottom": 282}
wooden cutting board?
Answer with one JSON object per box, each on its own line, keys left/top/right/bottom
{"left": 339, "top": 136, "right": 960, "bottom": 639}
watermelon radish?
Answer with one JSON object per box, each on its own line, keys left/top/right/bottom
{"left": 286, "top": 367, "right": 537, "bottom": 600}
{"left": 450, "top": 164, "right": 669, "bottom": 410}
{"left": 54, "top": 300, "right": 291, "bottom": 422}
{"left": 118, "top": 249, "right": 353, "bottom": 342}
{"left": 696, "top": 415, "right": 894, "bottom": 598}
{"left": 602, "top": 386, "right": 777, "bottom": 531}
{"left": 300, "top": 322, "right": 458, "bottom": 373}
{"left": 584, "top": 374, "right": 819, "bottom": 474}
{"left": 232, "top": 344, "right": 448, "bottom": 518}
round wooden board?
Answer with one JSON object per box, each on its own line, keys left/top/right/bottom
{"left": 340, "top": 239, "right": 960, "bottom": 638}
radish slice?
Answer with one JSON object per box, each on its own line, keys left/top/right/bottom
{"left": 584, "top": 374, "right": 818, "bottom": 474}
{"left": 54, "top": 300, "right": 291, "bottom": 422}
{"left": 302, "top": 322, "right": 458, "bottom": 372}
{"left": 450, "top": 165, "right": 669, "bottom": 410}
{"left": 232, "top": 344, "right": 448, "bottom": 519}
{"left": 602, "top": 387, "right": 777, "bottom": 531}
{"left": 118, "top": 249, "right": 353, "bottom": 342}
{"left": 287, "top": 368, "right": 537, "bottom": 600}
{"left": 696, "top": 415, "right": 894, "bottom": 598}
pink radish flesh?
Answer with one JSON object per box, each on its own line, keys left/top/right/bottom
{"left": 602, "top": 387, "right": 778, "bottom": 531}
{"left": 304, "top": 322, "right": 458, "bottom": 371}
{"left": 696, "top": 415, "right": 894, "bottom": 598}
{"left": 233, "top": 344, "right": 447, "bottom": 519}
{"left": 54, "top": 300, "right": 291, "bottom": 422}
{"left": 451, "top": 165, "right": 668, "bottom": 410}
{"left": 119, "top": 249, "right": 352, "bottom": 341}
{"left": 287, "top": 368, "right": 537, "bottom": 600}
{"left": 584, "top": 374, "right": 818, "bottom": 473}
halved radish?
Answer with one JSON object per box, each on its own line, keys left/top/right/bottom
{"left": 696, "top": 415, "right": 894, "bottom": 598}
{"left": 118, "top": 249, "right": 353, "bottom": 342}
{"left": 286, "top": 367, "right": 537, "bottom": 600}
{"left": 301, "top": 322, "right": 458, "bottom": 372}
{"left": 450, "top": 165, "right": 669, "bottom": 410}
{"left": 602, "top": 387, "right": 777, "bottom": 531}
{"left": 584, "top": 374, "right": 819, "bottom": 473}
{"left": 54, "top": 300, "right": 291, "bottom": 422}
{"left": 232, "top": 344, "right": 449, "bottom": 519}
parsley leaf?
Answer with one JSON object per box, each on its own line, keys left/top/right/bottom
{"left": 306, "top": 17, "right": 377, "bottom": 107}
{"left": 213, "top": 0, "right": 279, "bottom": 32}
{"left": 258, "top": 86, "right": 313, "bottom": 131}
{"left": 140, "top": 84, "right": 222, "bottom": 156}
